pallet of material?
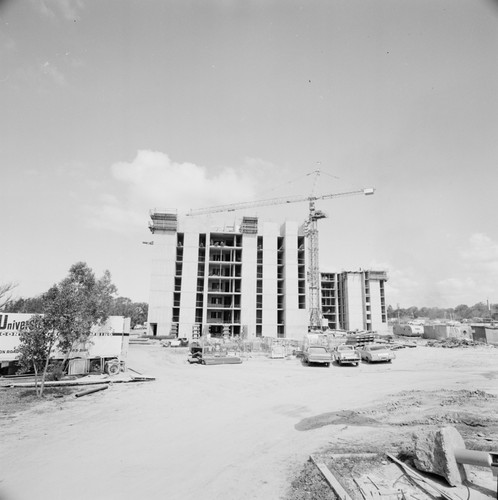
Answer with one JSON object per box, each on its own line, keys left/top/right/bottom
{"left": 202, "top": 356, "right": 242, "bottom": 365}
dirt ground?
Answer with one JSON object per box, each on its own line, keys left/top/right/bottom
{"left": 0, "top": 342, "right": 497, "bottom": 500}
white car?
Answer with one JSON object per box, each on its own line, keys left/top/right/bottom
{"left": 358, "top": 344, "right": 395, "bottom": 363}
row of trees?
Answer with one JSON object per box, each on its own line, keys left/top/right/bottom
{"left": 6, "top": 288, "right": 148, "bottom": 327}
{"left": 387, "top": 302, "right": 498, "bottom": 321}
{"left": 2, "top": 262, "right": 148, "bottom": 397}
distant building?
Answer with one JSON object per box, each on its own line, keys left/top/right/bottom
{"left": 146, "top": 211, "right": 388, "bottom": 340}
{"left": 321, "top": 270, "right": 389, "bottom": 333}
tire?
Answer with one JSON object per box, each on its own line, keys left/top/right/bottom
{"left": 325, "top": 363, "right": 330, "bottom": 367}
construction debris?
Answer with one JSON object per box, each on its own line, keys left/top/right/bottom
{"left": 413, "top": 427, "right": 468, "bottom": 486}
{"left": 74, "top": 385, "right": 109, "bottom": 398}
{"left": 5, "top": 373, "right": 155, "bottom": 388}
{"left": 309, "top": 455, "right": 354, "bottom": 500}
{"left": 426, "top": 338, "right": 489, "bottom": 349}
{"left": 386, "top": 454, "right": 460, "bottom": 500}
{"left": 187, "top": 339, "right": 242, "bottom": 365}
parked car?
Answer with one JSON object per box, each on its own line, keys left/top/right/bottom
{"left": 333, "top": 344, "right": 360, "bottom": 366}
{"left": 358, "top": 344, "right": 395, "bottom": 363}
{"left": 303, "top": 346, "right": 332, "bottom": 367}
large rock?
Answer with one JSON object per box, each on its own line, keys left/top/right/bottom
{"left": 413, "top": 426, "right": 468, "bottom": 486}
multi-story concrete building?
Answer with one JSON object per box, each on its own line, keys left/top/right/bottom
{"left": 147, "top": 211, "right": 309, "bottom": 340}
{"left": 147, "top": 210, "right": 388, "bottom": 340}
{"left": 321, "top": 270, "right": 388, "bottom": 332}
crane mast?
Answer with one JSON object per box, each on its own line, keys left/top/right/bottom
{"left": 306, "top": 199, "right": 328, "bottom": 331}
{"left": 187, "top": 183, "right": 375, "bottom": 333}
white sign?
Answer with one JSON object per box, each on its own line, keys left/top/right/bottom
{"left": 0, "top": 313, "right": 130, "bottom": 363}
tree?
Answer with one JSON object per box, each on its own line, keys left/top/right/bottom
{"left": 43, "top": 262, "right": 117, "bottom": 369}
{"left": 468, "top": 302, "right": 493, "bottom": 320}
{"left": 16, "top": 262, "right": 118, "bottom": 394}
{"left": 0, "top": 282, "right": 17, "bottom": 310}
{"left": 5, "top": 295, "right": 45, "bottom": 313}
{"left": 109, "top": 297, "right": 148, "bottom": 328}
{"left": 454, "top": 304, "right": 472, "bottom": 320}
{"left": 17, "top": 315, "right": 58, "bottom": 397}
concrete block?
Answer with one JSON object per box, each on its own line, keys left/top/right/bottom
{"left": 413, "top": 426, "right": 468, "bottom": 486}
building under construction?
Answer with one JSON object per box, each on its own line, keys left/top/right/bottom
{"left": 146, "top": 210, "right": 388, "bottom": 341}
{"left": 321, "top": 270, "right": 388, "bottom": 332}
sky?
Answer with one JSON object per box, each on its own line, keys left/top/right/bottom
{"left": 1, "top": 0, "right": 498, "bottom": 309}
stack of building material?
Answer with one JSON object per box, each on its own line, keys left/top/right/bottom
{"left": 346, "top": 332, "right": 375, "bottom": 348}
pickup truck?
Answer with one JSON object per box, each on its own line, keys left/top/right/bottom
{"left": 333, "top": 344, "right": 360, "bottom": 366}
{"left": 303, "top": 346, "right": 332, "bottom": 367}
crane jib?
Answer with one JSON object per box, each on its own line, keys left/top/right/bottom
{"left": 187, "top": 187, "right": 374, "bottom": 216}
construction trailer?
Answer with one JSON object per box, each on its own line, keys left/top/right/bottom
{"left": 423, "top": 323, "right": 473, "bottom": 341}
{"left": 392, "top": 322, "right": 424, "bottom": 337}
{"left": 0, "top": 313, "right": 130, "bottom": 376}
{"left": 471, "top": 323, "right": 498, "bottom": 346}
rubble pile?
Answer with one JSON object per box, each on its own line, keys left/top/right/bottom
{"left": 426, "top": 338, "right": 487, "bottom": 348}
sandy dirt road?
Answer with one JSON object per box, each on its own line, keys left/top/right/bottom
{"left": 1, "top": 343, "right": 497, "bottom": 500}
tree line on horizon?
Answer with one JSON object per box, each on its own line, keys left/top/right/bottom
{"left": 3, "top": 284, "right": 148, "bottom": 328}
{"left": 387, "top": 302, "right": 498, "bottom": 322}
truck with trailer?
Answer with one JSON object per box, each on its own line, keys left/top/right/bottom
{"left": 0, "top": 313, "right": 130, "bottom": 376}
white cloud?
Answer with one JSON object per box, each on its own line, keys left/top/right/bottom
{"left": 90, "top": 150, "right": 262, "bottom": 232}
{"left": 367, "top": 234, "right": 498, "bottom": 308}
{"left": 9, "top": 60, "right": 67, "bottom": 89}
{"left": 0, "top": 32, "right": 16, "bottom": 57}
{"left": 35, "top": 0, "right": 84, "bottom": 20}
{"left": 41, "top": 61, "right": 66, "bottom": 86}
{"left": 461, "top": 233, "right": 498, "bottom": 268}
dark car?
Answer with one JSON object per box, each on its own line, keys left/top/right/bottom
{"left": 303, "top": 346, "right": 332, "bottom": 366}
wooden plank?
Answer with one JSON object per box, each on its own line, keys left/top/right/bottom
{"left": 356, "top": 476, "right": 381, "bottom": 499}
{"left": 353, "top": 478, "right": 370, "bottom": 500}
{"left": 310, "top": 455, "right": 354, "bottom": 500}
{"left": 330, "top": 453, "right": 379, "bottom": 459}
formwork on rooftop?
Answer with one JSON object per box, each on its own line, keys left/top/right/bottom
{"left": 149, "top": 210, "right": 178, "bottom": 233}
{"left": 240, "top": 216, "right": 258, "bottom": 234}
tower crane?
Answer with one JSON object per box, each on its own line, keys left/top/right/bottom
{"left": 187, "top": 181, "right": 374, "bottom": 331}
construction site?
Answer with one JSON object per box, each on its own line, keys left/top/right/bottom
{"left": 146, "top": 181, "right": 388, "bottom": 342}
{"left": 1, "top": 337, "right": 497, "bottom": 500}
{"left": 1, "top": 181, "right": 498, "bottom": 500}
